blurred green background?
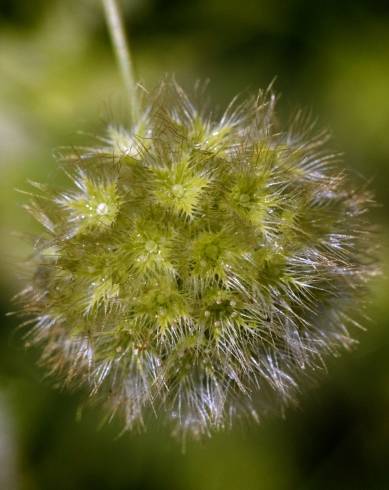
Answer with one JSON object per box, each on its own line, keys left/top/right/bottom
{"left": 0, "top": 0, "right": 388, "bottom": 489}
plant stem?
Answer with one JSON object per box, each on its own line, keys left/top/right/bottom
{"left": 102, "top": 0, "right": 140, "bottom": 122}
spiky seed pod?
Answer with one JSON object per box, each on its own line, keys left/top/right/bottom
{"left": 18, "top": 79, "right": 377, "bottom": 439}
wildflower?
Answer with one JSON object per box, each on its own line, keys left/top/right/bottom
{"left": 18, "top": 79, "right": 377, "bottom": 438}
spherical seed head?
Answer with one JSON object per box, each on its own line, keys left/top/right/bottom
{"left": 19, "top": 79, "right": 377, "bottom": 439}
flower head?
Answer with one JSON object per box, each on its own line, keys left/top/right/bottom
{"left": 19, "top": 79, "right": 377, "bottom": 439}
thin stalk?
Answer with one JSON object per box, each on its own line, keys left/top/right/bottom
{"left": 102, "top": 0, "right": 140, "bottom": 122}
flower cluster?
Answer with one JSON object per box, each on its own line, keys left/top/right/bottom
{"left": 19, "top": 79, "right": 376, "bottom": 438}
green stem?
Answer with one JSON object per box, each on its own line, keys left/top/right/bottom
{"left": 101, "top": 0, "right": 140, "bottom": 122}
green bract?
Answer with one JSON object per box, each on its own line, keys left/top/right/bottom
{"left": 20, "top": 80, "right": 376, "bottom": 438}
